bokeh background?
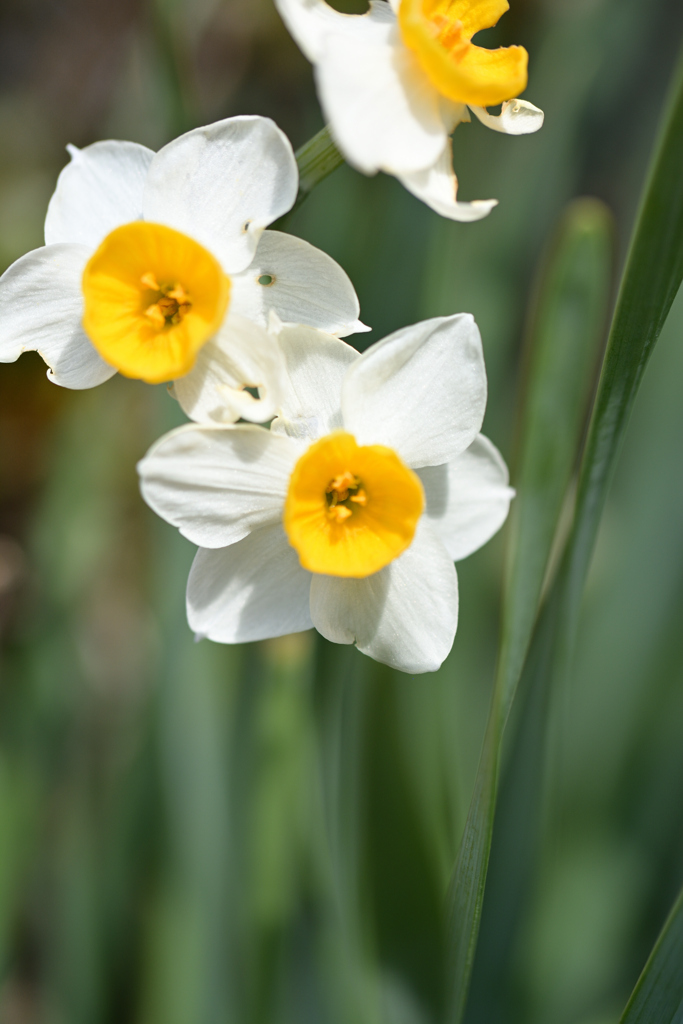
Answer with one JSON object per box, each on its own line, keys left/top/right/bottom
{"left": 0, "top": 0, "right": 682, "bottom": 1022}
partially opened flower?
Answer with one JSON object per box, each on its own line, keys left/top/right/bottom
{"left": 0, "top": 116, "right": 368, "bottom": 424}
{"left": 275, "top": 0, "right": 544, "bottom": 221}
{"left": 138, "top": 314, "right": 513, "bottom": 673}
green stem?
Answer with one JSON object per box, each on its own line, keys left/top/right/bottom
{"left": 274, "top": 126, "right": 345, "bottom": 228}
{"left": 296, "top": 126, "right": 344, "bottom": 201}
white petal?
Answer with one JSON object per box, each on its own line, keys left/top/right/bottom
{"left": 44, "top": 141, "right": 154, "bottom": 249}
{"left": 230, "top": 230, "right": 368, "bottom": 338}
{"left": 274, "top": 0, "right": 390, "bottom": 62}
{"left": 0, "top": 244, "right": 116, "bottom": 389}
{"left": 440, "top": 99, "right": 470, "bottom": 133}
{"left": 138, "top": 423, "right": 298, "bottom": 548}
{"left": 188, "top": 525, "right": 313, "bottom": 643}
{"left": 469, "top": 98, "right": 545, "bottom": 135}
{"left": 143, "top": 116, "right": 298, "bottom": 274}
{"left": 309, "top": 519, "right": 458, "bottom": 673}
{"left": 342, "top": 313, "right": 486, "bottom": 468}
{"left": 397, "top": 140, "right": 497, "bottom": 222}
{"left": 269, "top": 323, "right": 359, "bottom": 444}
{"left": 315, "top": 18, "right": 447, "bottom": 175}
{"left": 172, "top": 314, "right": 287, "bottom": 425}
{"left": 417, "top": 434, "right": 514, "bottom": 561}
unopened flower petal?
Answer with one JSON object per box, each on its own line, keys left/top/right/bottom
{"left": 187, "top": 525, "right": 313, "bottom": 643}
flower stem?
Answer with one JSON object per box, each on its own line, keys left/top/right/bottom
{"left": 295, "top": 125, "right": 344, "bottom": 200}
{"left": 273, "top": 126, "right": 345, "bottom": 230}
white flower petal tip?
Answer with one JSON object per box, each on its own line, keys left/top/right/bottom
{"left": 187, "top": 526, "right": 313, "bottom": 643}
{"left": 44, "top": 140, "right": 154, "bottom": 249}
{"left": 342, "top": 312, "right": 487, "bottom": 468}
{"left": 172, "top": 314, "right": 288, "bottom": 426}
{"left": 398, "top": 143, "right": 497, "bottom": 222}
{"left": 230, "top": 231, "right": 367, "bottom": 338}
{"left": 309, "top": 521, "right": 458, "bottom": 674}
{"left": 347, "top": 320, "right": 372, "bottom": 335}
{"left": 0, "top": 243, "right": 116, "bottom": 389}
{"left": 470, "top": 99, "right": 545, "bottom": 136}
{"left": 418, "top": 434, "right": 514, "bottom": 562}
{"left": 143, "top": 116, "right": 299, "bottom": 274}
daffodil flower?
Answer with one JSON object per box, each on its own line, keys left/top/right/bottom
{"left": 0, "top": 116, "right": 368, "bottom": 424}
{"left": 138, "top": 314, "right": 513, "bottom": 673}
{"left": 275, "top": 0, "right": 544, "bottom": 221}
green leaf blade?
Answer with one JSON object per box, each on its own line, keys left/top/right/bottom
{"left": 445, "top": 198, "right": 614, "bottom": 1024}
{"left": 620, "top": 886, "right": 683, "bottom": 1024}
{"left": 565, "top": 48, "right": 683, "bottom": 625}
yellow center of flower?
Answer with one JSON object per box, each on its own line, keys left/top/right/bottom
{"left": 81, "top": 221, "right": 231, "bottom": 384}
{"left": 283, "top": 432, "right": 425, "bottom": 578}
{"left": 398, "top": 0, "right": 528, "bottom": 107}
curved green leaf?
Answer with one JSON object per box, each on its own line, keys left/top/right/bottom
{"left": 445, "top": 198, "right": 614, "bottom": 1023}
{"left": 446, "top": 41, "right": 683, "bottom": 1024}
{"left": 620, "top": 886, "right": 683, "bottom": 1024}
{"left": 563, "top": 47, "right": 683, "bottom": 640}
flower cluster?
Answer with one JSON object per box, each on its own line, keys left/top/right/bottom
{"left": 0, "top": 0, "right": 538, "bottom": 672}
{"left": 138, "top": 316, "right": 513, "bottom": 673}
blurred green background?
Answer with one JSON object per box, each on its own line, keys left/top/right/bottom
{"left": 0, "top": 0, "right": 682, "bottom": 1021}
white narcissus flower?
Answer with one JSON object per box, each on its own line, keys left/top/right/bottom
{"left": 0, "top": 116, "right": 368, "bottom": 424}
{"left": 274, "top": 0, "right": 544, "bottom": 221}
{"left": 138, "top": 314, "right": 514, "bottom": 674}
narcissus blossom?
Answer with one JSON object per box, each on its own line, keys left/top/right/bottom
{"left": 0, "top": 116, "right": 367, "bottom": 424}
{"left": 138, "top": 314, "right": 513, "bottom": 673}
{"left": 275, "top": 0, "right": 544, "bottom": 221}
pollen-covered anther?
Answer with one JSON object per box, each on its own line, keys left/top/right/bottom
{"left": 325, "top": 471, "right": 369, "bottom": 521}
{"left": 143, "top": 275, "right": 193, "bottom": 330}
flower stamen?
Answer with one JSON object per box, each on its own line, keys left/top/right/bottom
{"left": 326, "top": 471, "right": 368, "bottom": 521}
{"left": 143, "top": 275, "right": 193, "bottom": 330}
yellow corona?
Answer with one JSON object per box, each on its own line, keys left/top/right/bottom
{"left": 284, "top": 431, "right": 425, "bottom": 578}
{"left": 398, "top": 0, "right": 528, "bottom": 107}
{"left": 82, "top": 221, "right": 231, "bottom": 384}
